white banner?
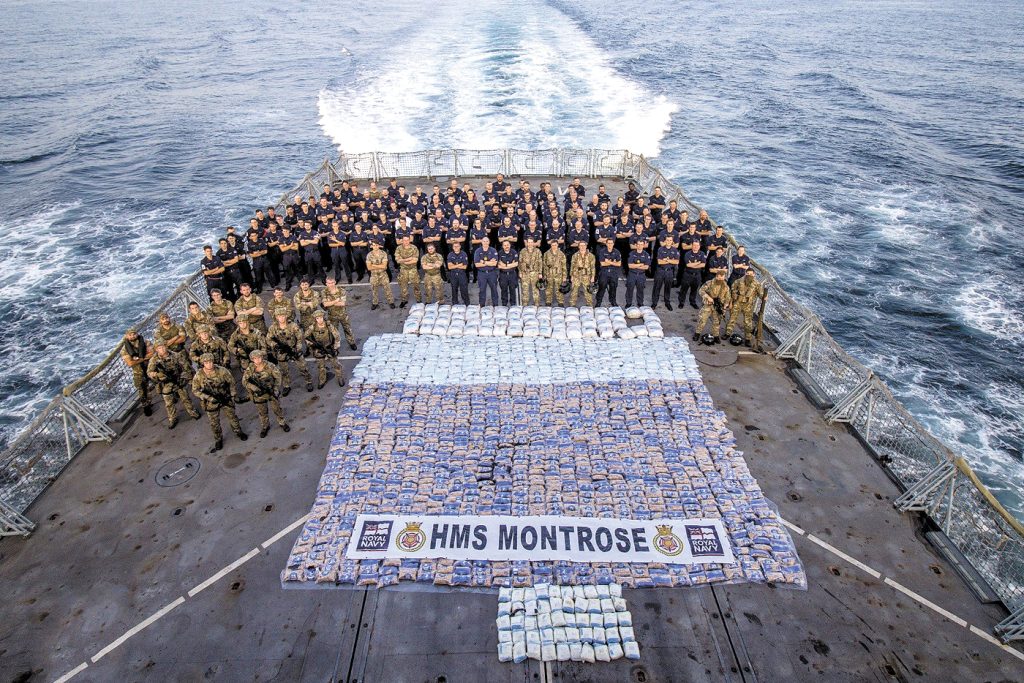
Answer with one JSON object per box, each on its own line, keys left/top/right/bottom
{"left": 346, "top": 514, "right": 734, "bottom": 565}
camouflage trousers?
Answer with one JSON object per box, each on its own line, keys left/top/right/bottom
{"left": 568, "top": 280, "right": 594, "bottom": 307}
{"left": 521, "top": 277, "right": 541, "bottom": 306}
{"left": 369, "top": 272, "right": 394, "bottom": 305}
{"left": 545, "top": 279, "right": 566, "bottom": 306}
{"left": 161, "top": 387, "right": 199, "bottom": 424}
{"left": 280, "top": 357, "right": 313, "bottom": 389}
{"left": 131, "top": 367, "right": 151, "bottom": 407}
{"left": 423, "top": 274, "right": 444, "bottom": 304}
{"left": 206, "top": 404, "right": 242, "bottom": 441}
{"left": 398, "top": 268, "right": 421, "bottom": 303}
{"left": 329, "top": 310, "right": 356, "bottom": 346}
{"left": 314, "top": 355, "right": 345, "bottom": 387}
{"left": 254, "top": 397, "right": 286, "bottom": 431}
{"left": 725, "top": 304, "right": 756, "bottom": 339}
{"left": 696, "top": 304, "right": 726, "bottom": 335}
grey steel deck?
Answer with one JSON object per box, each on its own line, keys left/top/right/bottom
{"left": 0, "top": 177, "right": 1021, "bottom": 682}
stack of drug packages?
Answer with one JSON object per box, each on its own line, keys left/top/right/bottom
{"left": 283, "top": 311, "right": 804, "bottom": 591}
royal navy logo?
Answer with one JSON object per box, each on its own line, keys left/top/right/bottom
{"left": 396, "top": 521, "right": 426, "bottom": 552}
{"left": 355, "top": 520, "right": 392, "bottom": 552}
{"left": 653, "top": 524, "right": 684, "bottom": 557}
{"left": 685, "top": 524, "right": 724, "bottom": 557}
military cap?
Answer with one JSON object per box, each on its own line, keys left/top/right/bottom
{"left": 153, "top": 339, "right": 168, "bottom": 349}
{"left": 159, "top": 312, "right": 170, "bottom": 320}
{"left": 313, "top": 310, "right": 326, "bottom": 318}
{"left": 197, "top": 325, "right": 212, "bottom": 334}
{"left": 249, "top": 349, "right": 265, "bottom": 360}
{"left": 209, "top": 288, "right": 221, "bottom": 295}
{"left": 236, "top": 314, "right": 249, "bottom": 323}
{"left": 199, "top": 353, "right": 215, "bottom": 363}
{"left": 124, "top": 326, "right": 137, "bottom": 335}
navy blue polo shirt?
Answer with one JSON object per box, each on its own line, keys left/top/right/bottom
{"left": 732, "top": 254, "right": 751, "bottom": 273}
{"left": 683, "top": 250, "right": 707, "bottom": 270}
{"left": 707, "top": 254, "right": 728, "bottom": 271}
{"left": 447, "top": 250, "right": 469, "bottom": 269}
{"left": 498, "top": 248, "right": 519, "bottom": 267}
{"left": 474, "top": 247, "right": 498, "bottom": 271}
{"left": 597, "top": 246, "right": 621, "bottom": 271}
{"left": 658, "top": 246, "right": 680, "bottom": 268}
{"left": 628, "top": 250, "right": 651, "bottom": 270}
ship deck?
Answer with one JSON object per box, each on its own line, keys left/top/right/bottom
{"left": 1, "top": 177, "right": 1021, "bottom": 682}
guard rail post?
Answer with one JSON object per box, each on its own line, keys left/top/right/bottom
{"left": 0, "top": 498, "right": 34, "bottom": 537}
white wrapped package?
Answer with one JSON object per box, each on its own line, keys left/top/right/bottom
{"left": 594, "top": 644, "right": 611, "bottom": 662}
{"left": 556, "top": 643, "right": 571, "bottom": 661}
{"left": 626, "top": 307, "right": 643, "bottom": 319}
{"left": 526, "top": 641, "right": 541, "bottom": 660}
{"left": 448, "top": 323, "right": 464, "bottom": 337}
{"left": 582, "top": 327, "right": 598, "bottom": 339}
{"left": 624, "top": 641, "right": 641, "bottom": 660}
{"left": 402, "top": 321, "right": 420, "bottom": 335}
{"left": 633, "top": 325, "right": 649, "bottom": 337}
{"left": 608, "top": 643, "right": 624, "bottom": 660}
{"left": 581, "top": 643, "right": 596, "bottom": 664}
{"left": 478, "top": 325, "right": 493, "bottom": 337}
{"left": 566, "top": 328, "right": 583, "bottom": 340}
{"left": 410, "top": 303, "right": 425, "bottom": 314}
{"left": 616, "top": 327, "right": 637, "bottom": 340}
{"left": 513, "top": 641, "right": 527, "bottom": 663}
{"left": 648, "top": 326, "right": 665, "bottom": 338}
{"left": 569, "top": 642, "right": 583, "bottom": 661}
{"left": 498, "top": 642, "right": 514, "bottom": 662}
{"left": 541, "top": 643, "right": 556, "bottom": 661}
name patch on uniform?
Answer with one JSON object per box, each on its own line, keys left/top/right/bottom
{"left": 346, "top": 514, "right": 734, "bottom": 565}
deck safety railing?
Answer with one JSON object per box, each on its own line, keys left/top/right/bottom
{"left": 2, "top": 148, "right": 1023, "bottom": 640}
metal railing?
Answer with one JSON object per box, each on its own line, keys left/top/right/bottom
{"left": 2, "top": 148, "right": 1022, "bottom": 642}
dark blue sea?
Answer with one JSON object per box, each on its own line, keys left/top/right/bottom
{"left": 1, "top": 0, "right": 1022, "bottom": 515}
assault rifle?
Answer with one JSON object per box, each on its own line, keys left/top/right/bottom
{"left": 248, "top": 374, "right": 278, "bottom": 399}
{"left": 268, "top": 337, "right": 299, "bottom": 362}
{"left": 713, "top": 298, "right": 725, "bottom": 317}
{"left": 306, "top": 333, "right": 336, "bottom": 358}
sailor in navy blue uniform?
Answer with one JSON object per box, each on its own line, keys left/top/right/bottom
{"left": 707, "top": 246, "right": 729, "bottom": 282}
{"left": 678, "top": 241, "right": 707, "bottom": 309}
{"left": 327, "top": 221, "right": 352, "bottom": 284}
{"left": 201, "top": 245, "right": 226, "bottom": 299}
{"left": 474, "top": 237, "right": 499, "bottom": 306}
{"left": 492, "top": 173, "right": 509, "bottom": 194}
{"left": 315, "top": 197, "right": 335, "bottom": 228}
{"left": 469, "top": 220, "right": 488, "bottom": 283}
{"left": 545, "top": 220, "right": 565, "bottom": 252}
{"left": 298, "top": 222, "right": 324, "bottom": 284}
{"left": 625, "top": 240, "right": 651, "bottom": 308}
{"left": 447, "top": 240, "right": 470, "bottom": 305}
{"left": 422, "top": 217, "right": 443, "bottom": 255}
{"left": 730, "top": 245, "right": 751, "bottom": 284}
{"left": 497, "top": 217, "right": 518, "bottom": 248}
{"left": 704, "top": 225, "right": 728, "bottom": 280}
{"left": 652, "top": 235, "right": 679, "bottom": 310}
{"left": 216, "top": 238, "right": 242, "bottom": 300}
{"left": 675, "top": 224, "right": 702, "bottom": 287}
{"left": 248, "top": 232, "right": 271, "bottom": 293}
{"left": 264, "top": 223, "right": 282, "bottom": 287}
{"left": 596, "top": 239, "right": 621, "bottom": 307}
{"left": 278, "top": 226, "right": 301, "bottom": 290}
{"left": 624, "top": 181, "right": 640, "bottom": 208}
{"left": 497, "top": 241, "right": 520, "bottom": 306}
{"left": 648, "top": 187, "right": 667, "bottom": 223}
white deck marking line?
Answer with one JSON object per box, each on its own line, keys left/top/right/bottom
{"left": 970, "top": 624, "right": 1004, "bottom": 647}
{"left": 778, "top": 517, "right": 806, "bottom": 536}
{"left": 883, "top": 577, "right": 968, "bottom": 628}
{"left": 260, "top": 514, "right": 309, "bottom": 550}
{"left": 187, "top": 547, "right": 260, "bottom": 598}
{"left": 806, "top": 534, "right": 882, "bottom": 579}
{"left": 338, "top": 355, "right": 363, "bottom": 361}
{"left": 1001, "top": 643, "right": 1024, "bottom": 662}
{"left": 90, "top": 596, "right": 186, "bottom": 663}
{"left": 53, "top": 661, "right": 88, "bottom": 683}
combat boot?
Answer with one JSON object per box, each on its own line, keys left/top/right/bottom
{"left": 260, "top": 427, "right": 269, "bottom": 438}
{"left": 168, "top": 418, "right": 178, "bottom": 430}
{"left": 236, "top": 430, "right": 248, "bottom": 441}
{"left": 210, "top": 439, "right": 223, "bottom": 453}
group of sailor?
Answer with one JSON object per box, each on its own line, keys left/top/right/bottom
{"left": 121, "top": 278, "right": 359, "bottom": 453}
{"left": 199, "top": 174, "right": 765, "bottom": 341}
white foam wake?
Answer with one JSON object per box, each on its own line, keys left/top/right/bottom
{"left": 317, "top": 0, "right": 677, "bottom": 156}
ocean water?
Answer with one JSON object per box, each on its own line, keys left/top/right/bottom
{"left": 1, "top": 0, "right": 1021, "bottom": 515}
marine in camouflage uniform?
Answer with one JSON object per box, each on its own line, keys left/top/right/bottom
{"left": 154, "top": 312, "right": 187, "bottom": 354}
{"left": 205, "top": 288, "right": 236, "bottom": 341}
{"left": 569, "top": 244, "right": 596, "bottom": 307}
{"left": 189, "top": 326, "right": 231, "bottom": 368}
{"left": 121, "top": 327, "right": 154, "bottom": 416}
{"left": 518, "top": 238, "right": 543, "bottom": 306}
{"left": 267, "top": 313, "right": 313, "bottom": 394}
{"left": 543, "top": 243, "right": 568, "bottom": 306}
{"left": 420, "top": 244, "right": 444, "bottom": 304}
{"left": 321, "top": 277, "right": 357, "bottom": 350}
{"left": 725, "top": 269, "right": 765, "bottom": 345}
{"left": 293, "top": 279, "right": 321, "bottom": 331}
{"left": 695, "top": 271, "right": 733, "bottom": 341}
{"left": 266, "top": 287, "right": 295, "bottom": 325}
{"left": 366, "top": 242, "right": 394, "bottom": 309}
{"left": 183, "top": 302, "right": 211, "bottom": 342}
{"left": 242, "top": 349, "right": 290, "bottom": 438}
{"left": 146, "top": 340, "right": 200, "bottom": 428}
{"left": 234, "top": 283, "right": 267, "bottom": 333}
{"left": 305, "top": 310, "right": 346, "bottom": 389}
{"left": 191, "top": 352, "right": 248, "bottom": 452}
{"left": 228, "top": 315, "right": 267, "bottom": 372}
{"left": 394, "top": 237, "right": 421, "bottom": 307}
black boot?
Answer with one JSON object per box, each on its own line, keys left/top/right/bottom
{"left": 143, "top": 404, "right": 153, "bottom": 417}
{"left": 692, "top": 332, "right": 700, "bottom": 341}
{"left": 237, "top": 431, "right": 248, "bottom": 441}
{"left": 349, "top": 342, "right": 357, "bottom": 350}
{"left": 665, "top": 302, "right": 673, "bottom": 311}
{"left": 399, "top": 301, "right": 407, "bottom": 308}
{"left": 209, "top": 439, "right": 223, "bottom": 453}
{"left": 260, "top": 427, "right": 269, "bottom": 438}
{"left": 282, "top": 386, "right": 291, "bottom": 397}
{"left": 282, "top": 423, "right": 291, "bottom": 432}
{"left": 389, "top": 303, "right": 396, "bottom": 309}
{"left": 371, "top": 303, "right": 379, "bottom": 310}
{"left": 168, "top": 418, "right": 178, "bottom": 430}
{"left": 306, "top": 382, "right": 314, "bottom": 392}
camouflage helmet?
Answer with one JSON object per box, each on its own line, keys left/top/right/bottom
{"left": 199, "top": 352, "right": 215, "bottom": 363}
{"left": 197, "top": 325, "right": 212, "bottom": 335}
{"left": 313, "top": 310, "right": 326, "bottom": 319}
{"left": 124, "top": 326, "right": 137, "bottom": 336}
{"left": 153, "top": 339, "right": 168, "bottom": 350}
{"left": 249, "top": 349, "right": 265, "bottom": 361}
{"left": 236, "top": 314, "right": 249, "bottom": 324}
